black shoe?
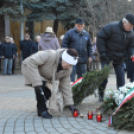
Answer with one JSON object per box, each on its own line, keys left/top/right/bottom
{"left": 38, "top": 111, "right": 52, "bottom": 119}
{"left": 68, "top": 105, "right": 80, "bottom": 115}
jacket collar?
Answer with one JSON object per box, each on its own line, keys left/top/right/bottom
{"left": 52, "top": 49, "right": 66, "bottom": 81}
{"left": 74, "top": 27, "right": 86, "bottom": 34}
{"left": 119, "top": 20, "right": 131, "bottom": 33}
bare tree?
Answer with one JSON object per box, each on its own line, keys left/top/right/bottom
{"left": 75, "top": 0, "right": 134, "bottom": 34}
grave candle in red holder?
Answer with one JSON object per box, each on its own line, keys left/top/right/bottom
{"left": 73, "top": 110, "right": 78, "bottom": 117}
{"left": 132, "top": 57, "right": 134, "bottom": 62}
{"left": 96, "top": 113, "right": 102, "bottom": 122}
{"left": 88, "top": 111, "right": 93, "bottom": 120}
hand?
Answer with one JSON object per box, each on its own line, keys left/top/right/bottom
{"left": 88, "top": 57, "right": 93, "bottom": 63}
{"left": 2, "top": 56, "right": 5, "bottom": 59}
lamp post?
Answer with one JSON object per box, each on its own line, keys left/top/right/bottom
{"left": 20, "top": 0, "right": 24, "bottom": 40}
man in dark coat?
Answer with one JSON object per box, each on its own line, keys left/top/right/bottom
{"left": 20, "top": 33, "right": 33, "bottom": 60}
{"left": 97, "top": 13, "right": 134, "bottom": 101}
{"left": 62, "top": 18, "right": 93, "bottom": 82}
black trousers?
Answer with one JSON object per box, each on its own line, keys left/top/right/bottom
{"left": 99, "top": 62, "right": 125, "bottom": 96}
{"left": 0, "top": 58, "right": 1, "bottom": 71}
{"left": 12, "top": 59, "right": 15, "bottom": 74}
{"left": 34, "top": 81, "right": 51, "bottom": 112}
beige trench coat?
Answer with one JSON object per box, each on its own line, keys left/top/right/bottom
{"left": 21, "top": 49, "right": 74, "bottom": 107}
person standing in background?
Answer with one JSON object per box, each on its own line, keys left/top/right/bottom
{"left": 58, "top": 35, "right": 64, "bottom": 46}
{"left": 38, "top": 27, "right": 60, "bottom": 51}
{"left": 62, "top": 18, "right": 93, "bottom": 82}
{"left": 90, "top": 37, "right": 100, "bottom": 71}
{"left": 31, "top": 35, "right": 41, "bottom": 54}
{"left": 1, "top": 37, "right": 15, "bottom": 75}
{"left": 0, "top": 41, "right": 2, "bottom": 71}
{"left": 10, "top": 38, "right": 18, "bottom": 74}
{"left": 19, "top": 33, "right": 33, "bottom": 60}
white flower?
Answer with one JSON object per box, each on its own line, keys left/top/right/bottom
{"left": 105, "top": 89, "right": 114, "bottom": 99}
{"left": 118, "top": 94, "right": 125, "bottom": 105}
{"left": 125, "top": 83, "right": 134, "bottom": 89}
{"left": 119, "top": 86, "right": 129, "bottom": 94}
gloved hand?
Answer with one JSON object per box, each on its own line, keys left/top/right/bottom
{"left": 100, "top": 52, "right": 109, "bottom": 63}
{"left": 68, "top": 105, "right": 80, "bottom": 115}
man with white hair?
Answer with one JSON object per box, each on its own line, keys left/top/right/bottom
{"left": 97, "top": 13, "right": 134, "bottom": 101}
{"left": 21, "top": 49, "right": 79, "bottom": 118}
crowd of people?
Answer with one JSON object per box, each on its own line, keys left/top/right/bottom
{"left": 0, "top": 24, "right": 98, "bottom": 76}
{"left": 1, "top": 14, "right": 134, "bottom": 118}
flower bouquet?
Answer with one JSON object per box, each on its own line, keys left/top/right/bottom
{"left": 100, "top": 82, "right": 134, "bottom": 130}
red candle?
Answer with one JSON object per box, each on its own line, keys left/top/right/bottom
{"left": 132, "top": 57, "right": 134, "bottom": 62}
{"left": 96, "top": 113, "right": 102, "bottom": 122}
{"left": 88, "top": 111, "right": 93, "bottom": 120}
{"left": 73, "top": 110, "right": 78, "bottom": 117}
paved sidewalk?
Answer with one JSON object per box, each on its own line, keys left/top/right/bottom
{"left": 0, "top": 73, "right": 133, "bottom": 134}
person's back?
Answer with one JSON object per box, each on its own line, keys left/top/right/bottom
{"left": 38, "top": 27, "right": 60, "bottom": 51}
{"left": 96, "top": 13, "right": 134, "bottom": 101}
{"left": 97, "top": 20, "right": 134, "bottom": 64}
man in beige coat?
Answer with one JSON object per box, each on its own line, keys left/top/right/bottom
{"left": 21, "top": 49, "right": 79, "bottom": 118}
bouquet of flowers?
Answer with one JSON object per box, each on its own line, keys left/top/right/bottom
{"left": 100, "top": 82, "right": 134, "bottom": 113}
{"left": 100, "top": 82, "right": 134, "bottom": 130}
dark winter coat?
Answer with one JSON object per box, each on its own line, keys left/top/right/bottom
{"left": 13, "top": 43, "right": 18, "bottom": 57}
{"left": 62, "top": 27, "right": 93, "bottom": 64}
{"left": 31, "top": 42, "right": 38, "bottom": 54}
{"left": 97, "top": 20, "right": 134, "bottom": 64}
{"left": 0, "top": 44, "right": 2, "bottom": 56}
{"left": 1, "top": 42, "right": 15, "bottom": 58}
{"left": 20, "top": 39, "right": 33, "bottom": 60}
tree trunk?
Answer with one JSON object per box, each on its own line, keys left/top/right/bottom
{"left": 53, "top": 19, "right": 59, "bottom": 35}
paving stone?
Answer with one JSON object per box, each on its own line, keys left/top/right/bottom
{"left": 92, "top": 129, "right": 108, "bottom": 134}
{"left": 46, "top": 128, "right": 57, "bottom": 133}
{"left": 25, "top": 126, "right": 34, "bottom": 133}
{"left": 56, "top": 127, "right": 69, "bottom": 133}
{"left": 68, "top": 128, "right": 80, "bottom": 133}
{"left": 35, "top": 127, "right": 45, "bottom": 133}
{"left": 43, "top": 123, "right": 52, "bottom": 128}
{"left": 0, "top": 75, "right": 127, "bottom": 134}
{"left": 80, "top": 128, "right": 91, "bottom": 134}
